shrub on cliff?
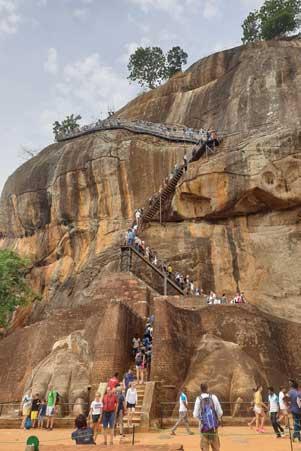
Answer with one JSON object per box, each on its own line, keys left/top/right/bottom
{"left": 53, "top": 114, "right": 82, "bottom": 141}
{"left": 0, "top": 250, "right": 39, "bottom": 329}
{"left": 127, "top": 46, "right": 188, "bottom": 89}
{"left": 242, "top": 0, "right": 301, "bottom": 43}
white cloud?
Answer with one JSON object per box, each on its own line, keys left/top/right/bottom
{"left": 72, "top": 8, "right": 87, "bottom": 19}
{"left": 203, "top": 0, "right": 218, "bottom": 19}
{"left": 0, "top": 0, "right": 20, "bottom": 35}
{"left": 40, "top": 53, "right": 138, "bottom": 131}
{"left": 44, "top": 48, "right": 59, "bottom": 75}
{"left": 128, "top": 0, "right": 220, "bottom": 21}
{"left": 239, "top": 0, "right": 264, "bottom": 8}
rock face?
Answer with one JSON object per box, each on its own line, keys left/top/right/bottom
{"left": 0, "top": 39, "right": 301, "bottom": 408}
{"left": 151, "top": 298, "right": 301, "bottom": 413}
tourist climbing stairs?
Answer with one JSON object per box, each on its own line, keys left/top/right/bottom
{"left": 120, "top": 245, "right": 185, "bottom": 295}
{"left": 140, "top": 166, "right": 185, "bottom": 229}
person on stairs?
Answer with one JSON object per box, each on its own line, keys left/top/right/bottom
{"left": 125, "top": 382, "right": 138, "bottom": 429}
{"left": 102, "top": 386, "right": 117, "bottom": 446}
{"left": 171, "top": 387, "right": 193, "bottom": 436}
{"left": 135, "top": 348, "right": 145, "bottom": 385}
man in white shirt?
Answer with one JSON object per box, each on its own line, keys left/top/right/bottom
{"left": 193, "top": 383, "right": 223, "bottom": 451}
{"left": 171, "top": 387, "right": 193, "bottom": 436}
{"left": 268, "top": 387, "right": 285, "bottom": 438}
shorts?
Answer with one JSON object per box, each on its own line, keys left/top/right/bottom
{"left": 31, "top": 411, "right": 38, "bottom": 421}
{"left": 92, "top": 414, "right": 101, "bottom": 423}
{"left": 46, "top": 406, "right": 55, "bottom": 417}
{"left": 22, "top": 407, "right": 31, "bottom": 417}
{"left": 38, "top": 415, "right": 45, "bottom": 422}
{"left": 127, "top": 403, "right": 136, "bottom": 410}
{"left": 254, "top": 406, "right": 263, "bottom": 415}
{"left": 102, "top": 411, "right": 115, "bottom": 428}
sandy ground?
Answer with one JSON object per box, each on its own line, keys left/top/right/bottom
{"left": 1, "top": 427, "right": 301, "bottom": 451}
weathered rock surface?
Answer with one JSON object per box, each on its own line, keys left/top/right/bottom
{"left": 152, "top": 298, "right": 301, "bottom": 410}
{"left": 0, "top": 39, "right": 301, "bottom": 407}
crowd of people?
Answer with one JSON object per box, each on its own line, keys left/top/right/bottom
{"left": 247, "top": 380, "right": 301, "bottom": 441}
{"left": 20, "top": 385, "right": 58, "bottom": 431}
{"left": 132, "top": 315, "right": 154, "bottom": 384}
{"left": 169, "top": 379, "right": 301, "bottom": 450}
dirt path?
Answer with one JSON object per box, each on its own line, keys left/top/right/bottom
{"left": 1, "top": 427, "right": 300, "bottom": 451}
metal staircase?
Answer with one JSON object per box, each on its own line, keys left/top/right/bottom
{"left": 120, "top": 245, "right": 185, "bottom": 296}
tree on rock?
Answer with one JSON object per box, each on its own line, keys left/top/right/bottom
{"left": 0, "top": 250, "right": 39, "bottom": 329}
{"left": 127, "top": 46, "right": 188, "bottom": 89}
{"left": 53, "top": 114, "right": 82, "bottom": 141}
{"left": 242, "top": 0, "right": 301, "bottom": 43}
{"left": 166, "top": 46, "right": 188, "bottom": 78}
{"left": 127, "top": 46, "right": 167, "bottom": 89}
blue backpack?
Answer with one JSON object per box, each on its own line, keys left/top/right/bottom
{"left": 25, "top": 416, "right": 32, "bottom": 430}
{"left": 198, "top": 395, "right": 218, "bottom": 432}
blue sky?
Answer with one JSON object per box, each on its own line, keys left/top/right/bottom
{"left": 0, "top": 0, "right": 263, "bottom": 193}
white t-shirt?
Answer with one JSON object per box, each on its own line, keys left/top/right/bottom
{"left": 279, "top": 391, "right": 287, "bottom": 410}
{"left": 179, "top": 393, "right": 188, "bottom": 412}
{"left": 268, "top": 393, "right": 279, "bottom": 413}
{"left": 126, "top": 388, "right": 138, "bottom": 405}
{"left": 90, "top": 400, "right": 103, "bottom": 415}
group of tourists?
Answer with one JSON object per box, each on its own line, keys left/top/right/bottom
{"left": 72, "top": 369, "right": 140, "bottom": 446}
{"left": 171, "top": 382, "right": 223, "bottom": 451}
{"left": 132, "top": 316, "right": 154, "bottom": 384}
{"left": 21, "top": 386, "right": 58, "bottom": 431}
{"left": 170, "top": 379, "right": 301, "bottom": 451}
{"left": 248, "top": 380, "right": 301, "bottom": 441}
{"left": 206, "top": 291, "right": 247, "bottom": 305}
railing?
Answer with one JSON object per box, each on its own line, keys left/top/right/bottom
{"left": 0, "top": 401, "right": 90, "bottom": 418}
{"left": 56, "top": 117, "right": 210, "bottom": 144}
{"left": 120, "top": 245, "right": 185, "bottom": 296}
{"left": 159, "top": 401, "right": 255, "bottom": 427}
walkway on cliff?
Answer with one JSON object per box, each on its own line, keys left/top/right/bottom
{"left": 56, "top": 117, "right": 209, "bottom": 144}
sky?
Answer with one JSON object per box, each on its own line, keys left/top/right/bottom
{"left": 0, "top": 0, "right": 264, "bottom": 193}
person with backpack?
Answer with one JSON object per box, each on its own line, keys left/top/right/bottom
{"left": 71, "top": 414, "right": 95, "bottom": 445}
{"left": 171, "top": 387, "right": 193, "bottom": 436}
{"left": 20, "top": 390, "right": 32, "bottom": 430}
{"left": 135, "top": 348, "right": 145, "bottom": 385}
{"left": 267, "top": 387, "right": 285, "bottom": 438}
{"left": 288, "top": 380, "right": 301, "bottom": 442}
{"left": 193, "top": 383, "right": 223, "bottom": 451}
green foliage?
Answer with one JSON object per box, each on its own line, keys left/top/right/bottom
{"left": 127, "top": 45, "right": 188, "bottom": 89}
{"left": 166, "top": 46, "right": 188, "bottom": 78}
{"left": 0, "top": 250, "right": 38, "bottom": 328}
{"left": 53, "top": 114, "right": 82, "bottom": 141}
{"left": 242, "top": 11, "right": 261, "bottom": 43}
{"left": 127, "top": 46, "right": 167, "bottom": 89}
{"left": 242, "top": 0, "right": 301, "bottom": 43}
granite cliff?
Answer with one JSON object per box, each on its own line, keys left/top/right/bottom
{"left": 0, "top": 39, "right": 300, "bottom": 409}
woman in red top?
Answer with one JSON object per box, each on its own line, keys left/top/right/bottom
{"left": 102, "top": 387, "right": 117, "bottom": 446}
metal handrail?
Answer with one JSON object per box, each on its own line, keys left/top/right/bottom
{"left": 121, "top": 245, "right": 185, "bottom": 296}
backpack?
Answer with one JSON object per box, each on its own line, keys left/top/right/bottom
{"left": 135, "top": 352, "right": 143, "bottom": 366}
{"left": 198, "top": 395, "right": 219, "bottom": 432}
{"left": 25, "top": 416, "right": 32, "bottom": 430}
{"left": 297, "top": 392, "right": 301, "bottom": 409}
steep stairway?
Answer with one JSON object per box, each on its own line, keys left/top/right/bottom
{"left": 120, "top": 245, "right": 185, "bottom": 295}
